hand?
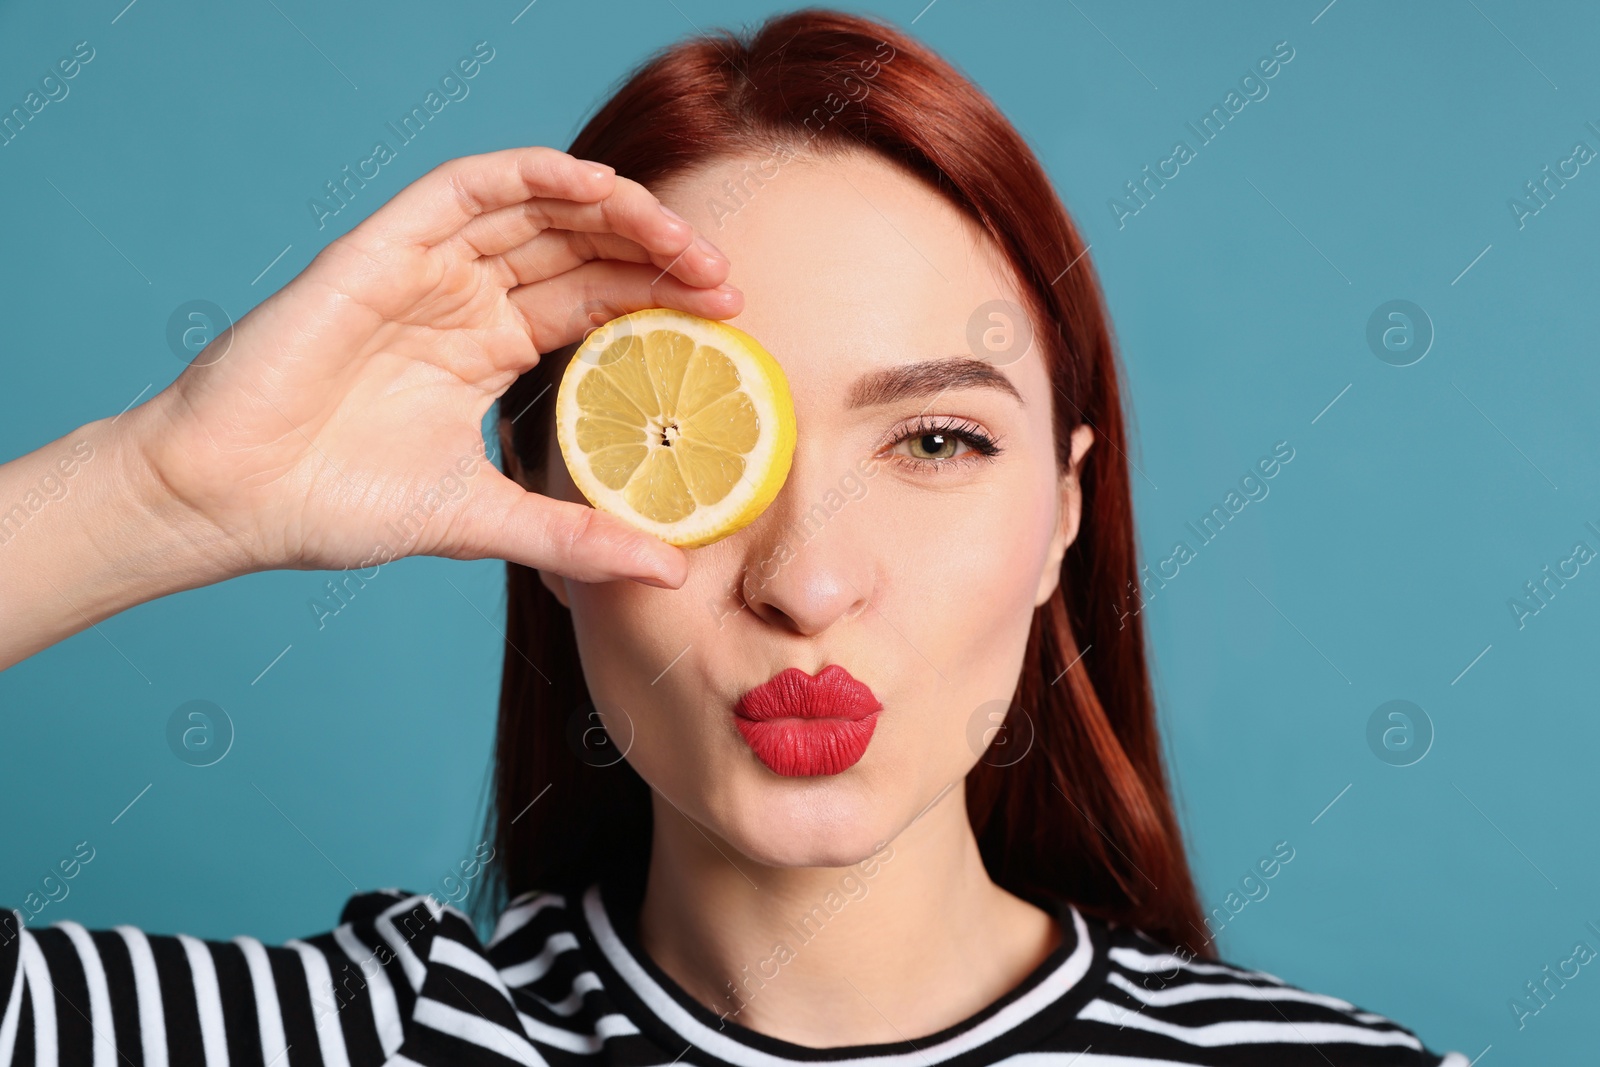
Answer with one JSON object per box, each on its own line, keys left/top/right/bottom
{"left": 129, "top": 146, "right": 739, "bottom": 587}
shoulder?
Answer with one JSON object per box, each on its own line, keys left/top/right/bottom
{"left": 1068, "top": 916, "right": 1469, "bottom": 1065}
{"left": 338, "top": 886, "right": 472, "bottom": 940}
{"left": 0, "top": 888, "right": 486, "bottom": 1067}
{"left": 332, "top": 886, "right": 497, "bottom": 983}
{"left": 0, "top": 887, "right": 473, "bottom": 989}
{"left": 480, "top": 885, "right": 583, "bottom": 960}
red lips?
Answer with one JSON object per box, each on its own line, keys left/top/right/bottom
{"left": 733, "top": 664, "right": 882, "bottom": 776}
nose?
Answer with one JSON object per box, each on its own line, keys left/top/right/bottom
{"left": 733, "top": 460, "right": 875, "bottom": 636}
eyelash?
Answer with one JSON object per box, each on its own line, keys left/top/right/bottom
{"left": 883, "top": 416, "right": 1004, "bottom": 471}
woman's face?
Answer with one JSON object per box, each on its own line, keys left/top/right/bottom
{"left": 537, "top": 146, "right": 1093, "bottom": 869}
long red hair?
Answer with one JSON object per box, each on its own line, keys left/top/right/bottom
{"left": 481, "top": 6, "right": 1211, "bottom": 960}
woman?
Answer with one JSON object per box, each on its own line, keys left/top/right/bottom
{"left": 0, "top": 8, "right": 1463, "bottom": 1066}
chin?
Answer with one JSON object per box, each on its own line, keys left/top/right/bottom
{"left": 716, "top": 770, "right": 901, "bottom": 870}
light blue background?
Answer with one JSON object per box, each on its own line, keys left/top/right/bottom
{"left": 3, "top": 0, "right": 1598, "bottom": 1059}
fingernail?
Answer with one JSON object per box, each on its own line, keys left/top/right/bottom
{"left": 580, "top": 158, "right": 615, "bottom": 176}
{"left": 694, "top": 235, "right": 727, "bottom": 261}
{"left": 659, "top": 204, "right": 688, "bottom": 226}
{"left": 635, "top": 572, "right": 676, "bottom": 589}
{"left": 714, "top": 282, "right": 740, "bottom": 294}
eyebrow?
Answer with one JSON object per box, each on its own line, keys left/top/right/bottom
{"left": 845, "top": 357, "right": 1024, "bottom": 410}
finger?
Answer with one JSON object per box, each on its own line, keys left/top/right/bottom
{"left": 447, "top": 474, "right": 689, "bottom": 587}
{"left": 355, "top": 146, "right": 618, "bottom": 249}
{"left": 489, "top": 228, "right": 731, "bottom": 291}
{"left": 506, "top": 260, "right": 745, "bottom": 352}
{"left": 453, "top": 174, "right": 728, "bottom": 283}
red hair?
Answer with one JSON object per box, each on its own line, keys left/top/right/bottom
{"left": 483, "top": 6, "right": 1212, "bottom": 960}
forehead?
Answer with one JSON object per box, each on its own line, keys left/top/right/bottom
{"left": 653, "top": 148, "right": 1034, "bottom": 386}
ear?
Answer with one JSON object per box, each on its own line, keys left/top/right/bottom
{"left": 1034, "top": 424, "right": 1095, "bottom": 607}
{"left": 497, "top": 417, "right": 573, "bottom": 610}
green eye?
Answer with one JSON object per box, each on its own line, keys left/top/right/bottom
{"left": 886, "top": 417, "right": 1003, "bottom": 469}
{"left": 906, "top": 432, "right": 962, "bottom": 460}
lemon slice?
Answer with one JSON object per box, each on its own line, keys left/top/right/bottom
{"left": 555, "top": 308, "right": 797, "bottom": 548}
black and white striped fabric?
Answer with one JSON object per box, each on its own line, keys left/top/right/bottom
{"left": 1, "top": 881, "right": 1467, "bottom": 1066}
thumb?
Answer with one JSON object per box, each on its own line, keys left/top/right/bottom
{"left": 448, "top": 475, "right": 688, "bottom": 587}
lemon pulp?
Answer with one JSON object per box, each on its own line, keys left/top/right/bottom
{"left": 555, "top": 308, "right": 796, "bottom": 548}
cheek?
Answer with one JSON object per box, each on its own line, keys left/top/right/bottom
{"left": 882, "top": 474, "right": 1057, "bottom": 622}
{"left": 566, "top": 584, "right": 684, "bottom": 774}
{"left": 565, "top": 570, "right": 734, "bottom": 763}
{"left": 868, "top": 472, "right": 1056, "bottom": 778}
{"left": 867, "top": 463, "right": 1056, "bottom": 781}
{"left": 567, "top": 551, "right": 740, "bottom": 667}
{"left": 566, "top": 582, "right": 675, "bottom": 689}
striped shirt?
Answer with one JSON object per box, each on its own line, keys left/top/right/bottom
{"left": 1, "top": 880, "right": 1467, "bottom": 1066}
